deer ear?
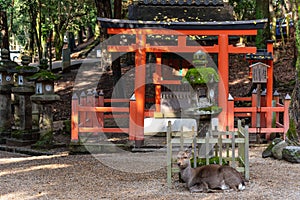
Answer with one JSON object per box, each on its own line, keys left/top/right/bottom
{"left": 184, "top": 146, "right": 193, "bottom": 155}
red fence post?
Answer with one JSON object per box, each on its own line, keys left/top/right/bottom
{"left": 93, "top": 89, "right": 100, "bottom": 127}
{"left": 260, "top": 89, "right": 267, "bottom": 129}
{"left": 86, "top": 89, "right": 93, "bottom": 127}
{"left": 227, "top": 94, "right": 234, "bottom": 131}
{"left": 273, "top": 90, "right": 280, "bottom": 126}
{"left": 80, "top": 91, "right": 87, "bottom": 127}
{"left": 71, "top": 93, "right": 79, "bottom": 142}
{"left": 97, "top": 90, "right": 104, "bottom": 127}
{"left": 284, "top": 94, "right": 291, "bottom": 139}
{"left": 251, "top": 89, "right": 257, "bottom": 128}
{"left": 129, "top": 94, "right": 137, "bottom": 141}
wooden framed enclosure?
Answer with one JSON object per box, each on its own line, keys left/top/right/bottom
{"left": 166, "top": 120, "right": 249, "bottom": 187}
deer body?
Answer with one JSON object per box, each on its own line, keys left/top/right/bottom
{"left": 177, "top": 150, "right": 245, "bottom": 193}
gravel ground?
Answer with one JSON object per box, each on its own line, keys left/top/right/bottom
{"left": 0, "top": 146, "right": 299, "bottom": 200}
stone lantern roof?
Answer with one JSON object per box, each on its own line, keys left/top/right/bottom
{"left": 0, "top": 49, "right": 19, "bottom": 70}
{"left": 7, "top": 55, "right": 39, "bottom": 74}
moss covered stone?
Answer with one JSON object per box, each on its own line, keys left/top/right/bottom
{"left": 282, "top": 146, "right": 300, "bottom": 163}
{"left": 28, "top": 70, "right": 61, "bottom": 82}
{"left": 182, "top": 67, "right": 219, "bottom": 85}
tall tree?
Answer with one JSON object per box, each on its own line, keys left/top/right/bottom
{"left": 112, "top": 0, "right": 123, "bottom": 86}
{"left": 95, "top": 0, "right": 124, "bottom": 97}
{"left": 95, "top": 0, "right": 112, "bottom": 41}
{"left": 0, "top": 0, "right": 11, "bottom": 52}
{"left": 269, "top": 0, "right": 277, "bottom": 42}
{"left": 255, "top": 0, "right": 270, "bottom": 48}
{"left": 290, "top": 0, "right": 300, "bottom": 138}
{"left": 0, "top": 10, "right": 9, "bottom": 51}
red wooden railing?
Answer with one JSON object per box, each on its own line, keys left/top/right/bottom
{"left": 71, "top": 90, "right": 155, "bottom": 142}
{"left": 227, "top": 91, "right": 290, "bottom": 140}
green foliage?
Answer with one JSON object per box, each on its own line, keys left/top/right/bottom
{"left": 27, "top": 70, "right": 61, "bottom": 81}
{"left": 33, "top": 131, "right": 54, "bottom": 149}
{"left": 229, "top": 0, "right": 256, "bottom": 20}
{"left": 7, "top": 0, "right": 98, "bottom": 59}
{"left": 198, "top": 105, "right": 222, "bottom": 113}
{"left": 15, "top": 65, "right": 39, "bottom": 72}
{"left": 11, "top": 130, "right": 23, "bottom": 139}
{"left": 183, "top": 67, "right": 219, "bottom": 85}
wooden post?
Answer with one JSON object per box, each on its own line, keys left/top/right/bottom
{"left": 266, "top": 40, "right": 274, "bottom": 109}
{"left": 193, "top": 128, "right": 197, "bottom": 168}
{"left": 218, "top": 132, "right": 222, "bottom": 165}
{"left": 97, "top": 90, "right": 104, "bottom": 127}
{"left": 167, "top": 120, "right": 172, "bottom": 187}
{"left": 180, "top": 126, "right": 184, "bottom": 150}
{"left": 205, "top": 131, "right": 209, "bottom": 165}
{"left": 256, "top": 84, "right": 261, "bottom": 135}
{"left": 251, "top": 89, "right": 257, "bottom": 128}
{"left": 218, "top": 34, "right": 229, "bottom": 131}
{"left": 80, "top": 91, "right": 87, "bottom": 127}
{"left": 284, "top": 94, "right": 291, "bottom": 139}
{"left": 266, "top": 41, "right": 274, "bottom": 140}
{"left": 231, "top": 130, "right": 236, "bottom": 169}
{"left": 240, "top": 120, "right": 250, "bottom": 181}
{"left": 273, "top": 90, "right": 280, "bottom": 127}
{"left": 227, "top": 94, "right": 234, "bottom": 131}
{"left": 129, "top": 94, "right": 137, "bottom": 141}
{"left": 134, "top": 32, "right": 146, "bottom": 147}
{"left": 71, "top": 93, "right": 79, "bottom": 142}
{"left": 86, "top": 89, "right": 93, "bottom": 127}
{"left": 261, "top": 89, "right": 268, "bottom": 139}
{"left": 93, "top": 89, "right": 99, "bottom": 127}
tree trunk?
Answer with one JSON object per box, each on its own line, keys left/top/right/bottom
{"left": 53, "top": 26, "right": 64, "bottom": 60}
{"left": 95, "top": 0, "right": 112, "bottom": 41}
{"left": 269, "top": 0, "right": 276, "bottom": 42}
{"left": 112, "top": 0, "right": 123, "bottom": 97}
{"left": 114, "top": 0, "right": 122, "bottom": 19}
{"left": 87, "top": 25, "right": 94, "bottom": 40}
{"left": 0, "top": 10, "right": 10, "bottom": 52}
{"left": 77, "top": 26, "right": 84, "bottom": 45}
{"left": 256, "top": 0, "right": 270, "bottom": 48}
{"left": 290, "top": 0, "right": 300, "bottom": 138}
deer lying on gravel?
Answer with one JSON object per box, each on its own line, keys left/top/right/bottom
{"left": 177, "top": 149, "right": 245, "bottom": 193}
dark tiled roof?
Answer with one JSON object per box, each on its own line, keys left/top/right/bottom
{"left": 98, "top": 17, "right": 267, "bottom": 30}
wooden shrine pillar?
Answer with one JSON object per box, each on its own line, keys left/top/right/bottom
{"left": 134, "top": 32, "right": 147, "bottom": 145}
{"left": 266, "top": 41, "right": 274, "bottom": 134}
{"left": 218, "top": 34, "right": 229, "bottom": 131}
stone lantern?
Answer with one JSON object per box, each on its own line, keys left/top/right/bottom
{"left": 30, "top": 59, "right": 60, "bottom": 132}
{"left": 0, "top": 49, "right": 18, "bottom": 143}
{"left": 183, "top": 50, "right": 219, "bottom": 107}
{"left": 0, "top": 65, "right": 14, "bottom": 88}
{"left": 7, "top": 55, "right": 39, "bottom": 146}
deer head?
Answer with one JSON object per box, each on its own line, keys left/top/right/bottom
{"left": 177, "top": 148, "right": 192, "bottom": 169}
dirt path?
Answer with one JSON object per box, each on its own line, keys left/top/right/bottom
{"left": 0, "top": 146, "right": 299, "bottom": 200}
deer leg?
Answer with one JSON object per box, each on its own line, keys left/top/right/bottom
{"left": 220, "top": 179, "right": 230, "bottom": 190}
{"left": 189, "top": 184, "right": 204, "bottom": 193}
{"left": 190, "top": 181, "right": 213, "bottom": 193}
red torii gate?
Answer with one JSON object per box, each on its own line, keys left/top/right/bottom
{"left": 98, "top": 18, "right": 273, "bottom": 143}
